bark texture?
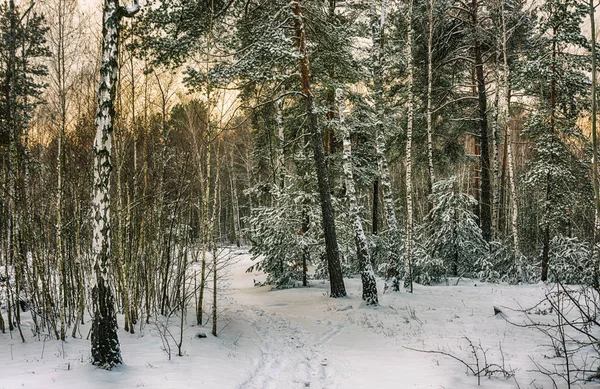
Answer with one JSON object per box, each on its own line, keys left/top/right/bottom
{"left": 426, "top": 0, "right": 435, "bottom": 197}
{"left": 472, "top": 0, "right": 492, "bottom": 243}
{"left": 91, "top": 0, "right": 139, "bottom": 369}
{"left": 293, "top": 1, "right": 346, "bottom": 297}
{"left": 404, "top": 0, "right": 414, "bottom": 292}
{"left": 372, "top": 0, "right": 401, "bottom": 290}
{"left": 337, "top": 89, "right": 378, "bottom": 305}
{"left": 500, "top": 0, "right": 522, "bottom": 280}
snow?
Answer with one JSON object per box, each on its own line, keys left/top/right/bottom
{"left": 0, "top": 247, "right": 597, "bottom": 388}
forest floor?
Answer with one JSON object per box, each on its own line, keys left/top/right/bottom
{"left": 0, "top": 247, "right": 597, "bottom": 389}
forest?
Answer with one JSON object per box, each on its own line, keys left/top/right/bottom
{"left": 1, "top": 0, "right": 600, "bottom": 387}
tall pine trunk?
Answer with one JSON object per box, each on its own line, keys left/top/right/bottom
{"left": 472, "top": 0, "right": 492, "bottom": 243}
{"left": 541, "top": 31, "right": 557, "bottom": 282}
{"left": 293, "top": 0, "right": 346, "bottom": 297}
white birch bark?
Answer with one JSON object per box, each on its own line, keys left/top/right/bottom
{"left": 54, "top": 0, "right": 67, "bottom": 341}
{"left": 337, "top": 89, "right": 378, "bottom": 305}
{"left": 373, "top": 0, "right": 398, "bottom": 233}
{"left": 229, "top": 153, "right": 241, "bottom": 247}
{"left": 275, "top": 97, "right": 285, "bottom": 189}
{"left": 5, "top": 0, "right": 17, "bottom": 337}
{"left": 373, "top": 0, "right": 401, "bottom": 290}
{"left": 197, "top": 136, "right": 211, "bottom": 325}
{"left": 90, "top": 0, "right": 139, "bottom": 369}
{"left": 426, "top": 0, "right": 435, "bottom": 195}
{"left": 210, "top": 138, "right": 222, "bottom": 336}
{"left": 492, "top": 65, "right": 500, "bottom": 235}
{"left": 199, "top": 24, "right": 215, "bottom": 322}
{"left": 404, "top": 0, "right": 415, "bottom": 292}
{"left": 590, "top": 0, "right": 600, "bottom": 286}
{"left": 500, "top": 0, "right": 522, "bottom": 280}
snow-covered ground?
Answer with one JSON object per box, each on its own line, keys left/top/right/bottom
{"left": 0, "top": 248, "right": 597, "bottom": 388}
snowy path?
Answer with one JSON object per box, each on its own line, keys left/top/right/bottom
{"left": 236, "top": 305, "right": 341, "bottom": 389}
{"left": 228, "top": 253, "right": 345, "bottom": 389}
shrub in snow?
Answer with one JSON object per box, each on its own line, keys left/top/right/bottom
{"left": 475, "top": 241, "right": 506, "bottom": 282}
{"left": 373, "top": 228, "right": 406, "bottom": 280}
{"left": 410, "top": 238, "right": 445, "bottom": 285}
{"left": 476, "top": 241, "right": 531, "bottom": 283}
{"left": 246, "top": 183, "right": 324, "bottom": 288}
{"left": 548, "top": 235, "right": 593, "bottom": 284}
{"left": 422, "top": 177, "right": 489, "bottom": 278}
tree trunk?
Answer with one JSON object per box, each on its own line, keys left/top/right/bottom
{"left": 404, "top": 0, "right": 415, "bottom": 292}
{"left": 590, "top": 0, "right": 600, "bottom": 287}
{"left": 301, "top": 208, "right": 310, "bottom": 287}
{"left": 491, "top": 67, "right": 500, "bottom": 236}
{"left": 373, "top": 0, "right": 400, "bottom": 290}
{"left": 500, "top": 0, "right": 522, "bottom": 280}
{"left": 293, "top": 0, "right": 346, "bottom": 298}
{"left": 373, "top": 0, "right": 396, "bottom": 233}
{"left": 4, "top": 0, "right": 17, "bottom": 337}
{"left": 498, "top": 134, "right": 508, "bottom": 233}
{"left": 229, "top": 153, "right": 241, "bottom": 247}
{"left": 275, "top": 97, "right": 285, "bottom": 189}
{"left": 337, "top": 89, "right": 378, "bottom": 305}
{"left": 198, "top": 133, "right": 211, "bottom": 325}
{"left": 472, "top": 0, "right": 492, "bottom": 243}
{"left": 211, "top": 183, "right": 220, "bottom": 337}
{"left": 541, "top": 30, "right": 557, "bottom": 282}
{"left": 91, "top": 0, "right": 139, "bottom": 370}
{"left": 426, "top": 0, "right": 435, "bottom": 198}
{"left": 55, "top": 0, "right": 67, "bottom": 341}
{"left": 372, "top": 180, "right": 379, "bottom": 235}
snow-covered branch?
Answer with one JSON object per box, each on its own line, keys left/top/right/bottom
{"left": 120, "top": 0, "right": 140, "bottom": 18}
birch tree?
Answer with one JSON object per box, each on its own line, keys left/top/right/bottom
{"left": 499, "top": 0, "right": 522, "bottom": 280}
{"left": 372, "top": 0, "right": 402, "bottom": 290}
{"left": 425, "top": 0, "right": 436, "bottom": 197}
{"left": 404, "top": 0, "right": 415, "bottom": 292}
{"left": 45, "top": 0, "right": 80, "bottom": 342}
{"left": 90, "top": 0, "right": 140, "bottom": 370}
{"left": 337, "top": 89, "right": 378, "bottom": 305}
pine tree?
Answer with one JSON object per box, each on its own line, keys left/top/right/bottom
{"left": 292, "top": 0, "right": 346, "bottom": 297}
{"left": 516, "top": 0, "right": 591, "bottom": 281}
{"left": 424, "top": 177, "right": 489, "bottom": 278}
